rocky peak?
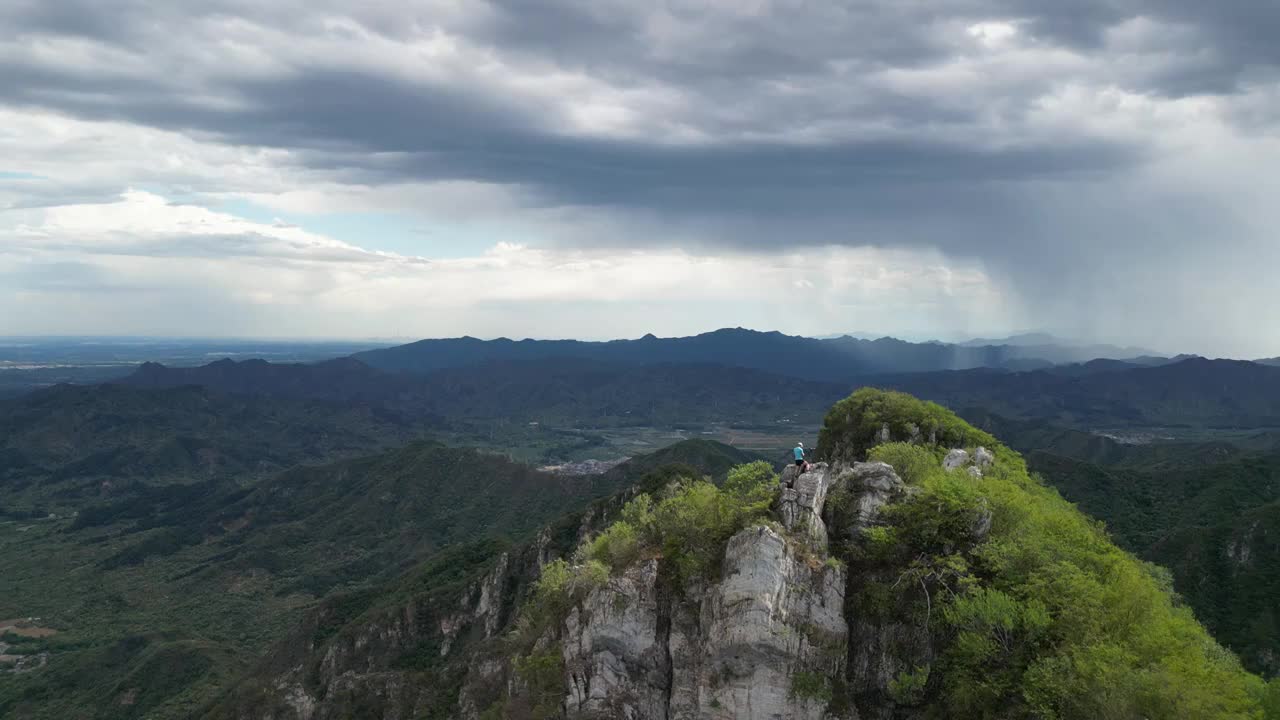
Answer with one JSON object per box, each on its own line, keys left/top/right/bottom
{"left": 779, "top": 462, "right": 833, "bottom": 547}
{"left": 210, "top": 389, "right": 1268, "bottom": 720}
{"left": 558, "top": 503, "right": 849, "bottom": 720}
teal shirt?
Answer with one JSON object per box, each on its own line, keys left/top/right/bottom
{"left": 794, "top": 446, "right": 805, "bottom": 461}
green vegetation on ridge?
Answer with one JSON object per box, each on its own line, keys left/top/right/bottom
{"left": 958, "top": 408, "right": 1280, "bottom": 677}
{"left": 503, "top": 389, "right": 1277, "bottom": 718}
{"left": 828, "top": 389, "right": 1273, "bottom": 718}
{"left": 529, "top": 459, "right": 778, "bottom": 610}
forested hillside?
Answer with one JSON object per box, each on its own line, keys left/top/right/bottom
{"left": 0, "top": 394, "right": 762, "bottom": 720}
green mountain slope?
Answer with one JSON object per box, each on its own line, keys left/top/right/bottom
{"left": 1150, "top": 500, "right": 1280, "bottom": 675}
{"left": 885, "top": 357, "right": 1280, "bottom": 429}
{"left": 1012, "top": 448, "right": 1280, "bottom": 676}
{"left": 0, "top": 438, "right": 760, "bottom": 719}
{"left": 0, "top": 384, "right": 426, "bottom": 516}
{"left": 952, "top": 409, "right": 1280, "bottom": 675}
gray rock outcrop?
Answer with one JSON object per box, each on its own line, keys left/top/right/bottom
{"left": 831, "top": 461, "right": 907, "bottom": 537}
{"left": 942, "top": 448, "right": 970, "bottom": 471}
{"left": 973, "top": 447, "right": 994, "bottom": 468}
{"left": 559, "top": 525, "right": 848, "bottom": 720}
{"left": 779, "top": 462, "right": 832, "bottom": 547}
{"left": 563, "top": 560, "right": 668, "bottom": 719}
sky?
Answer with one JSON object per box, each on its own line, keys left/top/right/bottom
{"left": 1, "top": 1, "right": 1278, "bottom": 357}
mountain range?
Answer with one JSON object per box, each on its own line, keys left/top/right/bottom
{"left": 5, "top": 328, "right": 1280, "bottom": 717}
{"left": 121, "top": 351, "right": 1280, "bottom": 431}
{"left": 0, "top": 328, "right": 1232, "bottom": 400}
{"left": 351, "top": 328, "right": 1161, "bottom": 381}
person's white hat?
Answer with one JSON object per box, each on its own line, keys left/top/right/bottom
{"left": 797, "top": 441, "right": 804, "bottom": 447}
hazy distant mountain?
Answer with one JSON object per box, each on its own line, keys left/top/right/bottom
{"left": 959, "top": 331, "right": 1154, "bottom": 352}
{"left": 1038, "top": 355, "right": 1191, "bottom": 376}
{"left": 127, "top": 357, "right": 419, "bottom": 406}
{"left": 1259, "top": 357, "right": 1280, "bottom": 367}
{"left": 885, "top": 357, "right": 1280, "bottom": 428}
{"left": 353, "top": 329, "right": 852, "bottom": 380}
{"left": 958, "top": 332, "right": 1063, "bottom": 347}
{"left": 120, "top": 356, "right": 850, "bottom": 427}
{"left": 120, "top": 352, "right": 1280, "bottom": 432}
{"left": 351, "top": 328, "right": 1139, "bottom": 382}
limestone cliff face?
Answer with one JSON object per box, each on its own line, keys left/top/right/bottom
{"left": 451, "top": 461, "right": 931, "bottom": 720}
{"left": 211, "top": 459, "right": 936, "bottom": 720}
{"left": 558, "top": 523, "right": 845, "bottom": 720}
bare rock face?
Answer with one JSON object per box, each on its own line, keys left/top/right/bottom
{"left": 830, "top": 462, "right": 907, "bottom": 538}
{"left": 780, "top": 463, "right": 801, "bottom": 488}
{"left": 563, "top": 560, "right": 668, "bottom": 720}
{"left": 817, "top": 460, "right": 941, "bottom": 719}
{"left": 696, "top": 526, "right": 847, "bottom": 720}
{"left": 942, "top": 449, "right": 970, "bottom": 471}
{"left": 556, "top": 526, "right": 849, "bottom": 720}
{"left": 778, "top": 462, "right": 832, "bottom": 548}
{"left": 973, "top": 447, "right": 994, "bottom": 468}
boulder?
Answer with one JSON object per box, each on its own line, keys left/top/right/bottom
{"left": 780, "top": 462, "right": 801, "bottom": 488}
{"left": 973, "top": 446, "right": 995, "bottom": 468}
{"left": 829, "top": 462, "right": 907, "bottom": 538}
{"left": 943, "top": 448, "right": 970, "bottom": 471}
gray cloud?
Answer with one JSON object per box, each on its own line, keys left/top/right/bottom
{"left": 0, "top": 0, "right": 1278, "bottom": 353}
{"left": 0, "top": 1, "right": 1269, "bottom": 195}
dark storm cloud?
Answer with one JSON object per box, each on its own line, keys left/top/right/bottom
{"left": 472, "top": 0, "right": 1280, "bottom": 94}
{"left": 0, "top": 0, "right": 1274, "bottom": 232}
{"left": 0, "top": 0, "right": 1149, "bottom": 213}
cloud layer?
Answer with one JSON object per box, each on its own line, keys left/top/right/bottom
{"left": 1, "top": 0, "right": 1278, "bottom": 354}
{"left": 1, "top": 190, "right": 1010, "bottom": 340}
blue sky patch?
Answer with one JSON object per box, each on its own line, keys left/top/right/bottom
{"left": 216, "top": 198, "right": 512, "bottom": 259}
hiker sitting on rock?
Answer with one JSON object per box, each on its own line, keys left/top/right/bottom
{"left": 793, "top": 442, "right": 810, "bottom": 473}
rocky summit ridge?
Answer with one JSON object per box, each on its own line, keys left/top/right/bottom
{"left": 210, "top": 389, "right": 1274, "bottom": 720}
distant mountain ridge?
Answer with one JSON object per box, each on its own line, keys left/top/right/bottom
{"left": 120, "top": 353, "right": 1280, "bottom": 430}
{"left": 956, "top": 331, "right": 1155, "bottom": 357}
{"left": 122, "top": 356, "right": 851, "bottom": 427}
{"left": 883, "top": 356, "right": 1280, "bottom": 428}
{"left": 350, "top": 327, "right": 1155, "bottom": 381}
